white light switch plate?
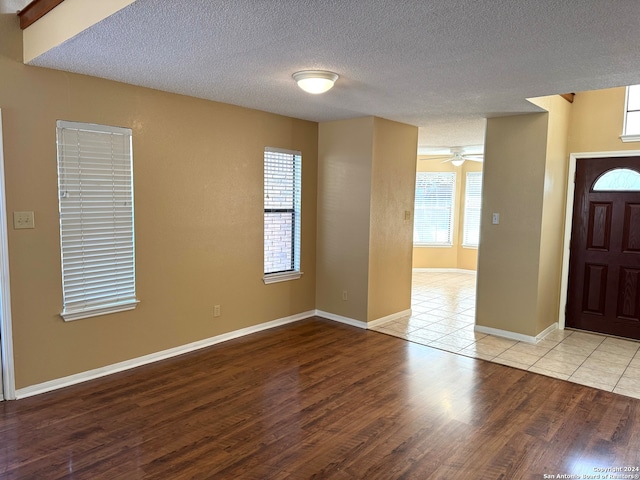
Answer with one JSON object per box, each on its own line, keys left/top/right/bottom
{"left": 492, "top": 213, "right": 500, "bottom": 225}
{"left": 14, "top": 211, "right": 35, "bottom": 229}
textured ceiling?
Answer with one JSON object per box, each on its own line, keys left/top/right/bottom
{"left": 26, "top": 0, "right": 640, "bottom": 150}
{"left": 1, "top": 0, "right": 28, "bottom": 14}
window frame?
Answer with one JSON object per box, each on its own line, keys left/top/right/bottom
{"left": 621, "top": 84, "right": 640, "bottom": 142}
{"left": 413, "top": 171, "right": 456, "bottom": 247}
{"left": 56, "top": 120, "right": 138, "bottom": 321}
{"left": 263, "top": 147, "right": 303, "bottom": 284}
{"left": 462, "top": 171, "right": 483, "bottom": 248}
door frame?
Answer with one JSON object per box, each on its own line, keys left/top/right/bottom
{"left": 558, "top": 149, "right": 640, "bottom": 332}
{"left": 0, "top": 109, "right": 16, "bottom": 400}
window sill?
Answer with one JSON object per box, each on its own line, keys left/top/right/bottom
{"left": 61, "top": 300, "right": 139, "bottom": 322}
{"left": 413, "top": 244, "right": 453, "bottom": 248}
{"left": 461, "top": 244, "right": 478, "bottom": 249}
{"left": 620, "top": 134, "right": 640, "bottom": 143}
{"left": 263, "top": 271, "right": 303, "bottom": 284}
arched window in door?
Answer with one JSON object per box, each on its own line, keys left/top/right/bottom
{"left": 592, "top": 168, "right": 640, "bottom": 191}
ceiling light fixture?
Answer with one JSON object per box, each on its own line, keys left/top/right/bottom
{"left": 451, "top": 159, "right": 465, "bottom": 167}
{"left": 292, "top": 70, "right": 339, "bottom": 94}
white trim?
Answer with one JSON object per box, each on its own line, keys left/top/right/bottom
{"left": 413, "top": 244, "right": 453, "bottom": 248}
{"left": 62, "top": 300, "right": 139, "bottom": 322}
{"left": 0, "top": 110, "right": 16, "bottom": 400}
{"left": 620, "top": 134, "right": 640, "bottom": 143}
{"left": 412, "top": 268, "right": 476, "bottom": 274}
{"left": 264, "top": 146, "right": 301, "bottom": 156}
{"left": 474, "top": 323, "right": 557, "bottom": 345}
{"left": 314, "top": 308, "right": 414, "bottom": 329}
{"left": 367, "top": 309, "right": 412, "bottom": 328}
{"left": 314, "top": 310, "right": 368, "bottom": 329}
{"left": 559, "top": 150, "right": 640, "bottom": 331}
{"left": 15, "top": 310, "right": 314, "bottom": 399}
{"left": 536, "top": 322, "right": 559, "bottom": 341}
{"left": 263, "top": 271, "right": 303, "bottom": 284}
{"left": 57, "top": 120, "right": 131, "bottom": 135}
{"left": 621, "top": 86, "right": 640, "bottom": 142}
{"left": 622, "top": 86, "right": 631, "bottom": 137}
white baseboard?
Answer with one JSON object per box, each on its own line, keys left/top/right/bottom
{"left": 474, "top": 322, "right": 559, "bottom": 345}
{"left": 367, "top": 309, "right": 412, "bottom": 328}
{"left": 15, "top": 310, "right": 315, "bottom": 399}
{"left": 413, "top": 268, "right": 476, "bottom": 274}
{"left": 314, "top": 308, "right": 412, "bottom": 329}
{"left": 315, "top": 310, "right": 368, "bottom": 329}
{"left": 536, "top": 322, "right": 559, "bottom": 341}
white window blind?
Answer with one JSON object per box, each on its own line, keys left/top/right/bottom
{"left": 264, "top": 147, "right": 302, "bottom": 283}
{"left": 413, "top": 172, "right": 455, "bottom": 246}
{"left": 463, "top": 172, "right": 483, "bottom": 247}
{"left": 56, "top": 121, "right": 137, "bottom": 321}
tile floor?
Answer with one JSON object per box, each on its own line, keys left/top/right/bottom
{"left": 370, "top": 270, "right": 640, "bottom": 399}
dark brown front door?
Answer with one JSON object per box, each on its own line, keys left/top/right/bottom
{"left": 566, "top": 157, "right": 640, "bottom": 340}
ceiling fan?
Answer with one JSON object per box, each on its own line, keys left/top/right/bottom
{"left": 422, "top": 147, "right": 484, "bottom": 166}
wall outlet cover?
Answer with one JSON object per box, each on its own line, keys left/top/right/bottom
{"left": 14, "top": 211, "right": 35, "bottom": 229}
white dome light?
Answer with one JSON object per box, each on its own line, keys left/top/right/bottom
{"left": 292, "top": 70, "right": 339, "bottom": 94}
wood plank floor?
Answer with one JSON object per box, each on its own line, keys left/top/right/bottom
{"left": 1, "top": 317, "right": 640, "bottom": 479}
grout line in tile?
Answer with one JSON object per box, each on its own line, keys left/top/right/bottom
{"left": 406, "top": 271, "right": 639, "bottom": 396}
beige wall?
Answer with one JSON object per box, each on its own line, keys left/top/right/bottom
{"left": 477, "top": 113, "right": 549, "bottom": 337}
{"left": 529, "top": 95, "right": 571, "bottom": 334}
{"left": 316, "top": 117, "right": 417, "bottom": 323}
{"left": 412, "top": 157, "right": 481, "bottom": 270}
{"left": 316, "top": 118, "right": 373, "bottom": 321}
{"left": 1, "top": 14, "right": 317, "bottom": 389}
{"left": 568, "top": 87, "right": 640, "bottom": 154}
{"left": 368, "top": 117, "right": 417, "bottom": 321}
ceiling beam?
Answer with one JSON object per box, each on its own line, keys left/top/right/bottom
{"left": 18, "top": 0, "right": 65, "bottom": 30}
{"left": 21, "top": 0, "right": 136, "bottom": 64}
{"left": 560, "top": 93, "right": 575, "bottom": 103}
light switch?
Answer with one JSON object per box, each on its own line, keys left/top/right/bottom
{"left": 14, "top": 211, "right": 35, "bottom": 229}
{"left": 492, "top": 213, "right": 500, "bottom": 225}
{"left": 404, "top": 210, "right": 411, "bottom": 221}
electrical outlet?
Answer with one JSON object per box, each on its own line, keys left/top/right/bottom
{"left": 342, "top": 290, "right": 348, "bottom": 301}
{"left": 214, "top": 305, "right": 221, "bottom": 317}
{"left": 13, "top": 211, "right": 35, "bottom": 229}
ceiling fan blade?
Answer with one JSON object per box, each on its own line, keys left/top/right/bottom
{"left": 419, "top": 155, "right": 452, "bottom": 161}
{"left": 463, "top": 155, "right": 484, "bottom": 162}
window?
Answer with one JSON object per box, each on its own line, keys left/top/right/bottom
{"left": 263, "top": 147, "right": 302, "bottom": 283}
{"left": 593, "top": 168, "right": 640, "bottom": 191}
{"left": 622, "top": 85, "right": 640, "bottom": 142}
{"left": 56, "top": 121, "right": 137, "bottom": 321}
{"left": 413, "top": 172, "right": 455, "bottom": 246}
{"left": 463, "top": 172, "right": 483, "bottom": 247}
